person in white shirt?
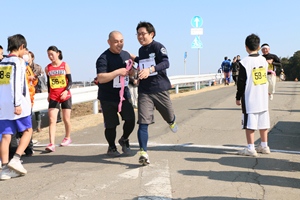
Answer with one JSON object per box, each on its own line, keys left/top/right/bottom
{"left": 0, "top": 34, "right": 33, "bottom": 180}
{"left": 235, "top": 34, "right": 271, "bottom": 157}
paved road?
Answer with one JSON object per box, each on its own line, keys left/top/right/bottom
{"left": 1, "top": 81, "right": 300, "bottom": 200}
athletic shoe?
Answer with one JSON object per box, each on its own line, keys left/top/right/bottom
{"left": 32, "top": 139, "right": 38, "bottom": 144}
{"left": 45, "top": 144, "right": 56, "bottom": 152}
{"left": 169, "top": 121, "right": 178, "bottom": 133}
{"left": 0, "top": 166, "right": 22, "bottom": 180}
{"left": 269, "top": 94, "right": 273, "bottom": 100}
{"left": 256, "top": 145, "right": 271, "bottom": 154}
{"left": 60, "top": 138, "right": 72, "bottom": 146}
{"left": 237, "top": 148, "right": 258, "bottom": 157}
{"left": 139, "top": 150, "right": 150, "bottom": 166}
{"left": 118, "top": 137, "right": 131, "bottom": 154}
{"left": 107, "top": 147, "right": 121, "bottom": 157}
{"left": 7, "top": 158, "right": 27, "bottom": 175}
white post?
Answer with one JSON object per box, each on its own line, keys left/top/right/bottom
{"left": 93, "top": 100, "right": 98, "bottom": 114}
{"left": 184, "top": 59, "right": 186, "bottom": 75}
{"left": 198, "top": 44, "right": 200, "bottom": 75}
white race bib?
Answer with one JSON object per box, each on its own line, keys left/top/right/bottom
{"left": 113, "top": 75, "right": 129, "bottom": 88}
{"left": 139, "top": 58, "right": 158, "bottom": 76}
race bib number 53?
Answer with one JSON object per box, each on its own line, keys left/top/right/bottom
{"left": 0, "top": 65, "right": 12, "bottom": 85}
{"left": 252, "top": 67, "right": 267, "bottom": 85}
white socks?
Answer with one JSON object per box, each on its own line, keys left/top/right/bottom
{"left": 261, "top": 142, "right": 268, "bottom": 148}
{"left": 247, "top": 144, "right": 255, "bottom": 151}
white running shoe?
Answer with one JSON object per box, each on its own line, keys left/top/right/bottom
{"left": 238, "top": 148, "right": 258, "bottom": 157}
{"left": 139, "top": 150, "right": 150, "bottom": 166}
{"left": 7, "top": 158, "right": 27, "bottom": 175}
{"left": 0, "top": 166, "right": 21, "bottom": 180}
{"left": 256, "top": 145, "right": 271, "bottom": 154}
{"left": 169, "top": 122, "right": 178, "bottom": 133}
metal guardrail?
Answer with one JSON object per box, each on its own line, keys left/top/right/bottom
{"left": 32, "top": 73, "right": 223, "bottom": 113}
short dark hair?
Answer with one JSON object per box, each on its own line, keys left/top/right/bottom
{"left": 224, "top": 56, "right": 228, "bottom": 60}
{"left": 47, "top": 45, "right": 63, "bottom": 60}
{"left": 245, "top": 34, "right": 260, "bottom": 51}
{"left": 0, "top": 45, "right": 3, "bottom": 49}
{"left": 29, "top": 51, "right": 35, "bottom": 59}
{"left": 7, "top": 34, "right": 27, "bottom": 52}
{"left": 136, "top": 21, "right": 156, "bottom": 38}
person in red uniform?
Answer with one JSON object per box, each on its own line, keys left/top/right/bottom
{"left": 44, "top": 46, "right": 72, "bottom": 152}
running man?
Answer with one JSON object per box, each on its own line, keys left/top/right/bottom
{"left": 260, "top": 43, "right": 282, "bottom": 100}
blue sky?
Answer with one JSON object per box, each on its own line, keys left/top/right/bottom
{"left": 1, "top": 0, "right": 299, "bottom": 81}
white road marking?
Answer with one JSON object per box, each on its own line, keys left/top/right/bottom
{"left": 118, "top": 168, "right": 139, "bottom": 179}
{"left": 138, "top": 159, "right": 172, "bottom": 200}
{"left": 34, "top": 142, "right": 300, "bottom": 154}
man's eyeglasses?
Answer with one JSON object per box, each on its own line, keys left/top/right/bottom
{"left": 136, "top": 32, "right": 148, "bottom": 37}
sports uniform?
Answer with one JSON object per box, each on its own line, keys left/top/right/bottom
{"left": 236, "top": 54, "right": 270, "bottom": 130}
{"left": 47, "top": 61, "right": 72, "bottom": 109}
{"left": 0, "top": 55, "right": 32, "bottom": 134}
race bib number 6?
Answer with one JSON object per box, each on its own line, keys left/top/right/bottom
{"left": 252, "top": 67, "right": 267, "bottom": 85}
{"left": 0, "top": 65, "right": 12, "bottom": 85}
{"left": 50, "top": 75, "right": 67, "bottom": 89}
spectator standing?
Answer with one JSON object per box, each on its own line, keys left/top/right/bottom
{"left": 235, "top": 34, "right": 270, "bottom": 157}
{"left": 231, "top": 56, "right": 239, "bottom": 85}
{"left": 28, "top": 51, "right": 45, "bottom": 132}
{"left": 128, "top": 65, "right": 138, "bottom": 109}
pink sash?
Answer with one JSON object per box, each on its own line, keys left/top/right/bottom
{"left": 118, "top": 59, "right": 133, "bottom": 112}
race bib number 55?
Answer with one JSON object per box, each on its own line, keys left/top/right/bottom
{"left": 252, "top": 67, "right": 267, "bottom": 85}
{"left": 0, "top": 65, "right": 12, "bottom": 85}
{"left": 50, "top": 75, "right": 67, "bottom": 89}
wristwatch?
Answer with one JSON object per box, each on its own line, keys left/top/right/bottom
{"left": 149, "top": 66, "right": 153, "bottom": 74}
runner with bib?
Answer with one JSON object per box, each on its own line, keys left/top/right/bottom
{"left": 44, "top": 46, "right": 73, "bottom": 152}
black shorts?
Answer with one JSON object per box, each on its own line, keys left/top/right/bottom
{"left": 101, "top": 99, "right": 135, "bottom": 129}
{"left": 49, "top": 98, "right": 72, "bottom": 109}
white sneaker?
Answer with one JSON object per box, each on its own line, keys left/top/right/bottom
{"left": 32, "top": 139, "right": 38, "bottom": 144}
{"left": 169, "top": 122, "right": 178, "bottom": 133}
{"left": 256, "top": 145, "right": 271, "bottom": 154}
{"left": 139, "top": 150, "right": 150, "bottom": 166}
{"left": 8, "top": 158, "right": 27, "bottom": 175}
{"left": 0, "top": 166, "right": 21, "bottom": 180}
{"left": 269, "top": 94, "right": 273, "bottom": 100}
{"left": 238, "top": 148, "right": 258, "bottom": 157}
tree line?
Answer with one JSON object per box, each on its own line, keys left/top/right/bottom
{"left": 280, "top": 50, "right": 300, "bottom": 81}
